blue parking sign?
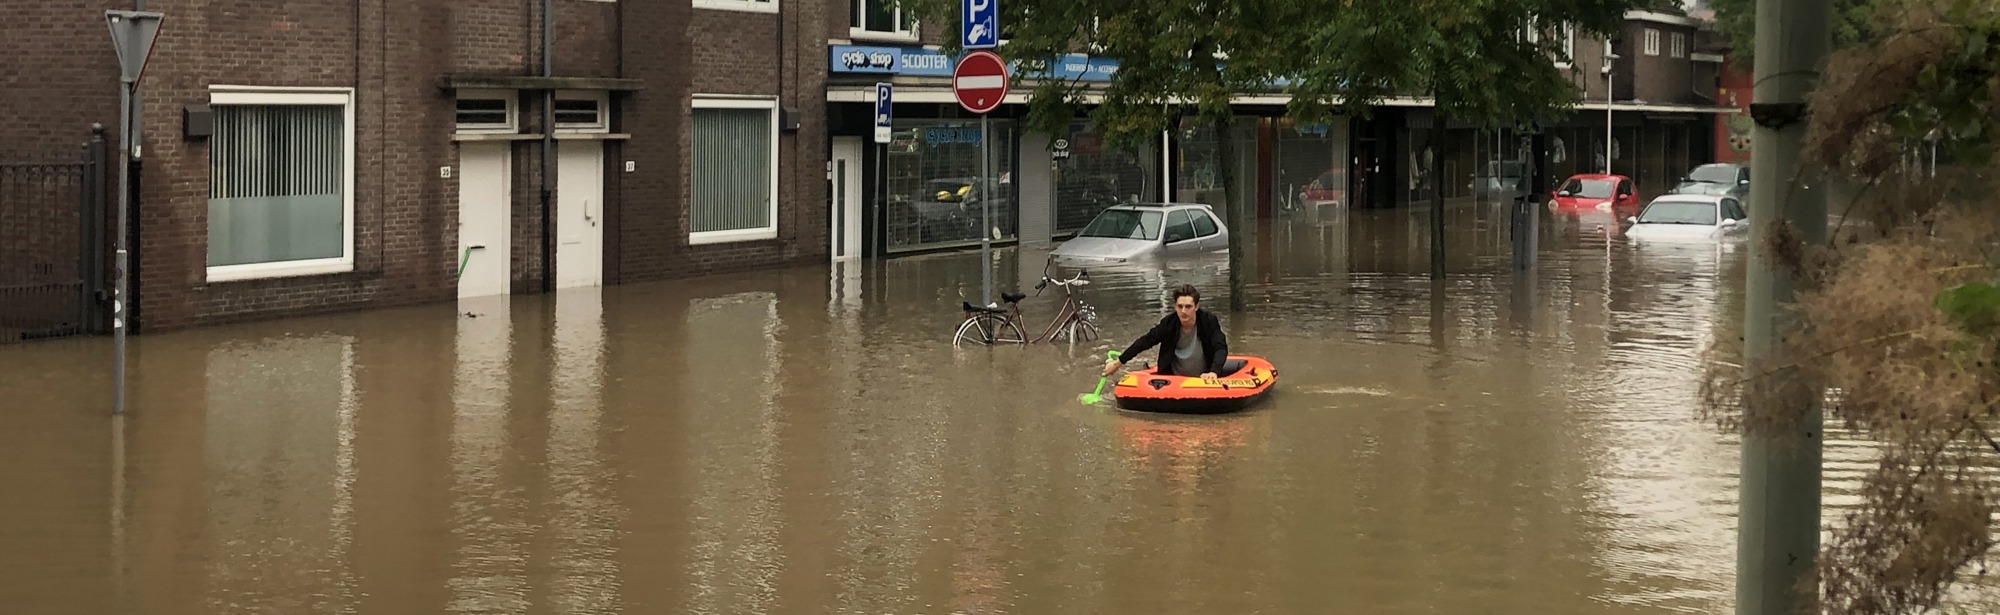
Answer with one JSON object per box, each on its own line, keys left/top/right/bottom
{"left": 874, "top": 83, "right": 893, "bottom": 144}
{"left": 962, "top": 0, "right": 997, "bottom": 49}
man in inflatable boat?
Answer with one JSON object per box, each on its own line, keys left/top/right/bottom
{"left": 1101, "top": 284, "right": 1229, "bottom": 380}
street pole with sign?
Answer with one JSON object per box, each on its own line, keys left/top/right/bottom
{"left": 961, "top": 0, "right": 999, "bottom": 306}
{"left": 106, "top": 10, "right": 161, "bottom": 416}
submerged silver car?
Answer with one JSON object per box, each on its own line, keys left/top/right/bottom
{"left": 1050, "top": 203, "right": 1230, "bottom": 264}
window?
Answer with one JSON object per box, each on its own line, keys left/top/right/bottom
{"left": 1644, "top": 28, "right": 1661, "bottom": 56}
{"left": 455, "top": 89, "right": 516, "bottom": 133}
{"left": 1191, "top": 210, "right": 1219, "bottom": 238}
{"left": 1671, "top": 32, "right": 1687, "bottom": 58}
{"left": 691, "top": 97, "right": 778, "bottom": 244}
{"left": 1164, "top": 210, "right": 1197, "bottom": 243}
{"left": 554, "top": 90, "right": 608, "bottom": 133}
{"left": 1723, "top": 199, "right": 1747, "bottom": 221}
{"left": 694, "top": 0, "right": 774, "bottom": 14}
{"left": 206, "top": 87, "right": 355, "bottom": 281}
{"left": 851, "top": 0, "right": 915, "bottom": 40}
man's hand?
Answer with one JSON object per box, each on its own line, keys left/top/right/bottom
{"left": 1103, "top": 359, "right": 1124, "bottom": 377}
{"left": 1200, "top": 372, "right": 1218, "bottom": 380}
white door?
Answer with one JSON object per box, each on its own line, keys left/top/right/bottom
{"left": 557, "top": 141, "right": 605, "bottom": 289}
{"left": 458, "top": 143, "right": 512, "bottom": 299}
{"left": 830, "top": 137, "right": 865, "bottom": 260}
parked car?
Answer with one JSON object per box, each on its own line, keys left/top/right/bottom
{"left": 1670, "top": 163, "right": 1750, "bottom": 200}
{"left": 1548, "top": 173, "right": 1641, "bottom": 216}
{"left": 1050, "top": 203, "right": 1229, "bottom": 264}
{"left": 1624, "top": 194, "right": 1751, "bottom": 242}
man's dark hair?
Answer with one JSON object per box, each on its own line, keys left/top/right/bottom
{"left": 1171, "top": 284, "right": 1200, "bottom": 304}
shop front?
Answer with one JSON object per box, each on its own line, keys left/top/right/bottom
{"left": 881, "top": 119, "right": 1019, "bottom": 253}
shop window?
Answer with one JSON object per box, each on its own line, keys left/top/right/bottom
{"left": 1273, "top": 117, "right": 1350, "bottom": 213}
{"left": 691, "top": 98, "right": 778, "bottom": 244}
{"left": 694, "top": 0, "right": 775, "bottom": 14}
{"left": 206, "top": 87, "right": 354, "bottom": 282}
{"left": 883, "top": 119, "right": 1018, "bottom": 253}
{"left": 1053, "top": 122, "right": 1150, "bottom": 236}
{"left": 851, "top": 0, "right": 915, "bottom": 40}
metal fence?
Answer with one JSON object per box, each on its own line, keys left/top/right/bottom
{"left": 0, "top": 128, "right": 109, "bottom": 343}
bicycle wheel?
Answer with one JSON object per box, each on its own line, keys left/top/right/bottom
{"left": 954, "top": 313, "right": 1025, "bottom": 346}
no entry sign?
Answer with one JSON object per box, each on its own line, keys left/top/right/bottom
{"left": 952, "top": 50, "right": 1008, "bottom": 115}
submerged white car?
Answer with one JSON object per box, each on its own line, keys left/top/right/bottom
{"left": 1050, "top": 203, "right": 1230, "bottom": 264}
{"left": 1624, "top": 194, "right": 1750, "bottom": 242}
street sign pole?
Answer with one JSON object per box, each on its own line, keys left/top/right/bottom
{"left": 981, "top": 114, "right": 991, "bottom": 306}
{"left": 107, "top": 10, "right": 161, "bottom": 416}
{"left": 948, "top": 51, "right": 1008, "bottom": 305}
{"left": 961, "top": 0, "right": 998, "bottom": 305}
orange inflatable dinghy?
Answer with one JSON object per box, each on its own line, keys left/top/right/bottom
{"left": 1112, "top": 355, "right": 1278, "bottom": 415}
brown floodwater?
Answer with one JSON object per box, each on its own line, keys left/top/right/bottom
{"left": 2, "top": 201, "right": 1995, "bottom": 614}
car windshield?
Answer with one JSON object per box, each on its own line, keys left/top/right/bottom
{"left": 1637, "top": 201, "right": 1719, "bottom": 225}
{"left": 1560, "top": 178, "right": 1615, "bottom": 198}
{"left": 1687, "top": 164, "right": 1739, "bottom": 184}
{"left": 1078, "top": 209, "right": 1164, "bottom": 240}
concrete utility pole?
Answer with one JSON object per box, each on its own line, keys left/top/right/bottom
{"left": 1737, "top": 0, "right": 1830, "bottom": 611}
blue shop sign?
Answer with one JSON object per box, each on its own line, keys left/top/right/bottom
{"left": 923, "top": 126, "right": 983, "bottom": 144}
{"left": 830, "top": 45, "right": 956, "bottom": 77}
{"left": 831, "top": 45, "right": 1119, "bottom": 82}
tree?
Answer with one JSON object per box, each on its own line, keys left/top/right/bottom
{"left": 905, "top": 0, "right": 1639, "bottom": 300}
{"left": 1708, "top": 0, "right": 1878, "bottom": 62}
{"left": 1699, "top": 0, "right": 2000, "bottom": 612}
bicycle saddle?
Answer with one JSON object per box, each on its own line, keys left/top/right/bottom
{"left": 962, "top": 301, "right": 1007, "bottom": 314}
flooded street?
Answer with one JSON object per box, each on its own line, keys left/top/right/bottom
{"left": 1, "top": 202, "right": 1991, "bottom": 614}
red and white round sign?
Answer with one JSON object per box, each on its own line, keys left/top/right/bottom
{"left": 952, "top": 50, "right": 1009, "bottom": 115}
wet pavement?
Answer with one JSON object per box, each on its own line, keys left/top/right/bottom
{"left": 2, "top": 200, "right": 1995, "bottom": 614}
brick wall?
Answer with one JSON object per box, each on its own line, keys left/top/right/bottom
{"left": 7, "top": 0, "right": 828, "bottom": 334}
{"left": 0, "top": 1, "right": 123, "bottom": 162}
{"left": 124, "top": 0, "right": 461, "bottom": 332}
{"left": 1626, "top": 21, "right": 1699, "bottom": 104}
{"left": 611, "top": 1, "right": 828, "bottom": 282}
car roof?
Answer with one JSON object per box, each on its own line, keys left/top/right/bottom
{"left": 1647, "top": 194, "right": 1729, "bottom": 204}
{"left": 1109, "top": 202, "right": 1215, "bottom": 212}
{"left": 1564, "top": 173, "right": 1628, "bottom": 181}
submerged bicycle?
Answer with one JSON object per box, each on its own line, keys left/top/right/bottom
{"left": 953, "top": 260, "right": 1100, "bottom": 346}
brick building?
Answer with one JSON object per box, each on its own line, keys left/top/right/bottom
{"left": 2, "top": 0, "right": 830, "bottom": 335}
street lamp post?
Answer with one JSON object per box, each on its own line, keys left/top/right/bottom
{"left": 1602, "top": 42, "right": 1620, "bottom": 175}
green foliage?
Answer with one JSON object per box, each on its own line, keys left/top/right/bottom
{"left": 1882, "top": 2, "right": 2000, "bottom": 165}
{"left": 1707, "top": 0, "right": 1879, "bottom": 62}
{"left": 899, "top": 0, "right": 1644, "bottom": 148}
{"left": 1935, "top": 280, "right": 2000, "bottom": 339}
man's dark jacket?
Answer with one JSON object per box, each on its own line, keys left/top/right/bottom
{"left": 1119, "top": 309, "right": 1229, "bottom": 376}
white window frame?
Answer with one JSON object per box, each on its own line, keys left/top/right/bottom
{"left": 694, "top": 0, "right": 776, "bottom": 14}
{"left": 1644, "top": 28, "right": 1661, "bottom": 56}
{"left": 1556, "top": 22, "right": 1575, "bottom": 68}
{"left": 205, "top": 85, "right": 357, "bottom": 282}
{"left": 689, "top": 96, "right": 780, "bottom": 245}
{"left": 849, "top": 0, "right": 917, "bottom": 42}
{"left": 1671, "top": 31, "right": 1687, "bottom": 58}
{"left": 554, "top": 90, "right": 610, "bottom": 133}
{"left": 454, "top": 88, "right": 518, "bottom": 134}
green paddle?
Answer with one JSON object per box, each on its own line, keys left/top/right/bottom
{"left": 1079, "top": 350, "right": 1122, "bottom": 405}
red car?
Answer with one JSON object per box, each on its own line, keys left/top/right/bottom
{"left": 1548, "top": 173, "right": 1641, "bottom": 217}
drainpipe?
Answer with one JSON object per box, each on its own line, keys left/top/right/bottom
{"left": 540, "top": 0, "right": 555, "bottom": 292}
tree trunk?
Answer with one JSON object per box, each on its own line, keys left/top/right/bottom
{"left": 1430, "top": 104, "right": 1446, "bottom": 280}
{"left": 1215, "top": 113, "right": 1247, "bottom": 312}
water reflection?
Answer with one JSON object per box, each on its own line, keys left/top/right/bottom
{"left": 4, "top": 208, "right": 2000, "bottom": 614}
